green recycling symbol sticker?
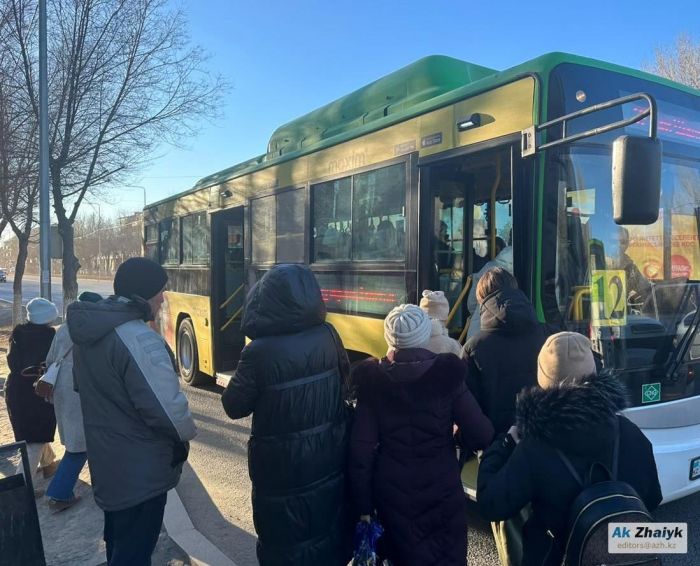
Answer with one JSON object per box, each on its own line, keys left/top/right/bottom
{"left": 642, "top": 383, "right": 661, "bottom": 404}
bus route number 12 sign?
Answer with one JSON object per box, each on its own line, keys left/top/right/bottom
{"left": 591, "top": 270, "right": 627, "bottom": 327}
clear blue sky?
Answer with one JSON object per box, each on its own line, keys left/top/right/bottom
{"left": 118, "top": 0, "right": 699, "bottom": 213}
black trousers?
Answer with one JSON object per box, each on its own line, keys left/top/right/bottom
{"left": 104, "top": 492, "right": 168, "bottom": 566}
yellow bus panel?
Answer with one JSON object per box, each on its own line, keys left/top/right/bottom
{"left": 326, "top": 312, "right": 387, "bottom": 359}
{"left": 160, "top": 291, "right": 214, "bottom": 376}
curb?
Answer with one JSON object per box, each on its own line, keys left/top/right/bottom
{"left": 164, "top": 487, "right": 238, "bottom": 566}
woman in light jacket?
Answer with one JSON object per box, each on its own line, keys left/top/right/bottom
{"left": 44, "top": 292, "right": 103, "bottom": 511}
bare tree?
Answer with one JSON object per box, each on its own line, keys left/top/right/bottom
{"left": 0, "top": 89, "right": 40, "bottom": 325}
{"left": 646, "top": 34, "right": 700, "bottom": 89}
{"left": 5, "top": 0, "right": 224, "bottom": 304}
{"left": 0, "top": 1, "right": 40, "bottom": 324}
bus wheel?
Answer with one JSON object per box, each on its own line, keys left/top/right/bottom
{"left": 177, "top": 318, "right": 205, "bottom": 385}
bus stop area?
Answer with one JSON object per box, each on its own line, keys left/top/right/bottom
{"left": 1, "top": 320, "right": 700, "bottom": 565}
{"left": 0, "top": 357, "right": 192, "bottom": 565}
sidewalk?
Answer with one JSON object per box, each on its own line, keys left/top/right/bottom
{"left": 0, "top": 381, "right": 190, "bottom": 565}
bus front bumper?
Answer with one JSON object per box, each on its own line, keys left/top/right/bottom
{"left": 639, "top": 422, "right": 700, "bottom": 504}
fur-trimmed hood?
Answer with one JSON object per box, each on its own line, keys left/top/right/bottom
{"left": 516, "top": 372, "right": 629, "bottom": 456}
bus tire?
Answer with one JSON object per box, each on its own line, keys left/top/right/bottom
{"left": 177, "top": 318, "right": 206, "bottom": 386}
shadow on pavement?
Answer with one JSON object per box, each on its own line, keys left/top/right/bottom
{"left": 177, "top": 462, "right": 258, "bottom": 566}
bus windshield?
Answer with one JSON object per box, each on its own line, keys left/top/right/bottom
{"left": 545, "top": 64, "right": 700, "bottom": 406}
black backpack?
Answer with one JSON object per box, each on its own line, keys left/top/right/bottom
{"left": 556, "top": 418, "right": 661, "bottom": 566}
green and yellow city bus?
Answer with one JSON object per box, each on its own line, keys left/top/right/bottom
{"left": 144, "top": 52, "right": 700, "bottom": 502}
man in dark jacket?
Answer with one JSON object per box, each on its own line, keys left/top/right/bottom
{"left": 464, "top": 267, "right": 547, "bottom": 433}
{"left": 221, "top": 264, "right": 351, "bottom": 566}
{"left": 477, "top": 332, "right": 662, "bottom": 566}
{"left": 67, "top": 258, "right": 196, "bottom": 566}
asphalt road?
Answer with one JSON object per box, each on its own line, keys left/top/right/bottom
{"left": 0, "top": 275, "right": 113, "bottom": 325}
{"left": 180, "top": 380, "right": 700, "bottom": 566}
{"left": 178, "top": 380, "right": 501, "bottom": 565}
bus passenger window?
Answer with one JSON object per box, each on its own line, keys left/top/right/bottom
{"left": 276, "top": 189, "right": 305, "bottom": 263}
{"left": 312, "top": 177, "right": 352, "bottom": 262}
{"left": 145, "top": 224, "right": 159, "bottom": 262}
{"left": 353, "top": 163, "right": 406, "bottom": 261}
{"left": 252, "top": 195, "right": 276, "bottom": 264}
{"left": 159, "top": 218, "right": 180, "bottom": 265}
{"left": 182, "top": 212, "right": 210, "bottom": 265}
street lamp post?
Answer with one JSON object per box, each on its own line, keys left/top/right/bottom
{"left": 39, "top": 0, "right": 51, "bottom": 300}
{"left": 97, "top": 205, "right": 101, "bottom": 280}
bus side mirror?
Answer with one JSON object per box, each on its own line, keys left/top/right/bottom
{"left": 612, "top": 135, "right": 662, "bottom": 225}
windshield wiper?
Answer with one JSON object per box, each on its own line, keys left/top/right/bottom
{"left": 665, "top": 305, "right": 700, "bottom": 381}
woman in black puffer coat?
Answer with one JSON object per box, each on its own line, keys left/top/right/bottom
{"left": 463, "top": 267, "right": 547, "bottom": 433}
{"left": 221, "top": 264, "right": 351, "bottom": 566}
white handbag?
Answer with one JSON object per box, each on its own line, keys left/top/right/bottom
{"left": 38, "top": 346, "right": 73, "bottom": 387}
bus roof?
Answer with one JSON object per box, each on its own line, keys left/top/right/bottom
{"left": 147, "top": 51, "right": 700, "bottom": 209}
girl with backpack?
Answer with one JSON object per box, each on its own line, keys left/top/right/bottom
{"left": 476, "top": 332, "right": 662, "bottom": 566}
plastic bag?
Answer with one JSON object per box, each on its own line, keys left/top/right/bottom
{"left": 352, "top": 518, "right": 384, "bottom": 566}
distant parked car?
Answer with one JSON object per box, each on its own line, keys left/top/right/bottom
{"left": 0, "top": 269, "right": 6, "bottom": 282}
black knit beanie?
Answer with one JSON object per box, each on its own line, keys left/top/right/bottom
{"left": 114, "top": 258, "right": 168, "bottom": 300}
{"left": 78, "top": 291, "right": 103, "bottom": 303}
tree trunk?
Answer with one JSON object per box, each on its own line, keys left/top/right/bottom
{"left": 59, "top": 217, "right": 80, "bottom": 309}
{"left": 13, "top": 236, "right": 28, "bottom": 326}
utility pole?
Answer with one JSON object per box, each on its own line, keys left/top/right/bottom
{"left": 38, "top": 0, "right": 51, "bottom": 299}
{"left": 97, "top": 205, "right": 101, "bottom": 279}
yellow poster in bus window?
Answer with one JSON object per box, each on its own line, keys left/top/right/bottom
{"left": 627, "top": 214, "right": 699, "bottom": 281}
{"left": 671, "top": 214, "right": 700, "bottom": 280}
{"left": 627, "top": 221, "right": 663, "bottom": 280}
{"left": 591, "top": 270, "right": 627, "bottom": 327}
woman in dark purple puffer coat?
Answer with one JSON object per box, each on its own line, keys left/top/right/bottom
{"left": 349, "top": 304, "right": 495, "bottom": 566}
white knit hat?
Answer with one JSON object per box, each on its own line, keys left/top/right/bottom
{"left": 384, "top": 304, "right": 432, "bottom": 351}
{"left": 419, "top": 290, "right": 450, "bottom": 321}
{"left": 26, "top": 298, "right": 58, "bottom": 325}
{"left": 537, "top": 332, "right": 596, "bottom": 389}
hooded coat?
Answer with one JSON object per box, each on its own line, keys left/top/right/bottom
{"left": 67, "top": 297, "right": 196, "bottom": 512}
{"left": 466, "top": 246, "right": 513, "bottom": 339}
{"left": 221, "top": 264, "right": 352, "bottom": 566}
{"left": 349, "top": 349, "right": 494, "bottom": 566}
{"left": 477, "top": 373, "right": 663, "bottom": 566}
{"left": 463, "top": 288, "right": 547, "bottom": 433}
{"left": 425, "top": 319, "right": 464, "bottom": 358}
{"left": 5, "top": 323, "right": 56, "bottom": 443}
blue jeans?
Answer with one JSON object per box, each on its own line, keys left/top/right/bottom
{"left": 46, "top": 451, "right": 88, "bottom": 501}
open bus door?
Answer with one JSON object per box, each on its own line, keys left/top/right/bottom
{"left": 420, "top": 145, "right": 515, "bottom": 347}
{"left": 419, "top": 144, "right": 517, "bottom": 499}
{"left": 212, "top": 206, "right": 246, "bottom": 385}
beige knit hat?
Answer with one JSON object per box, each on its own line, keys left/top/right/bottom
{"left": 537, "top": 332, "right": 596, "bottom": 389}
{"left": 384, "top": 304, "right": 432, "bottom": 351}
{"left": 419, "top": 290, "right": 450, "bottom": 321}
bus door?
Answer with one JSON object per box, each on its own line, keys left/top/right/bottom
{"left": 420, "top": 145, "right": 514, "bottom": 342}
{"left": 212, "top": 206, "right": 246, "bottom": 373}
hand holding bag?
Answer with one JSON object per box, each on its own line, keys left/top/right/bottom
{"left": 34, "top": 345, "right": 73, "bottom": 401}
{"left": 352, "top": 517, "right": 384, "bottom": 566}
